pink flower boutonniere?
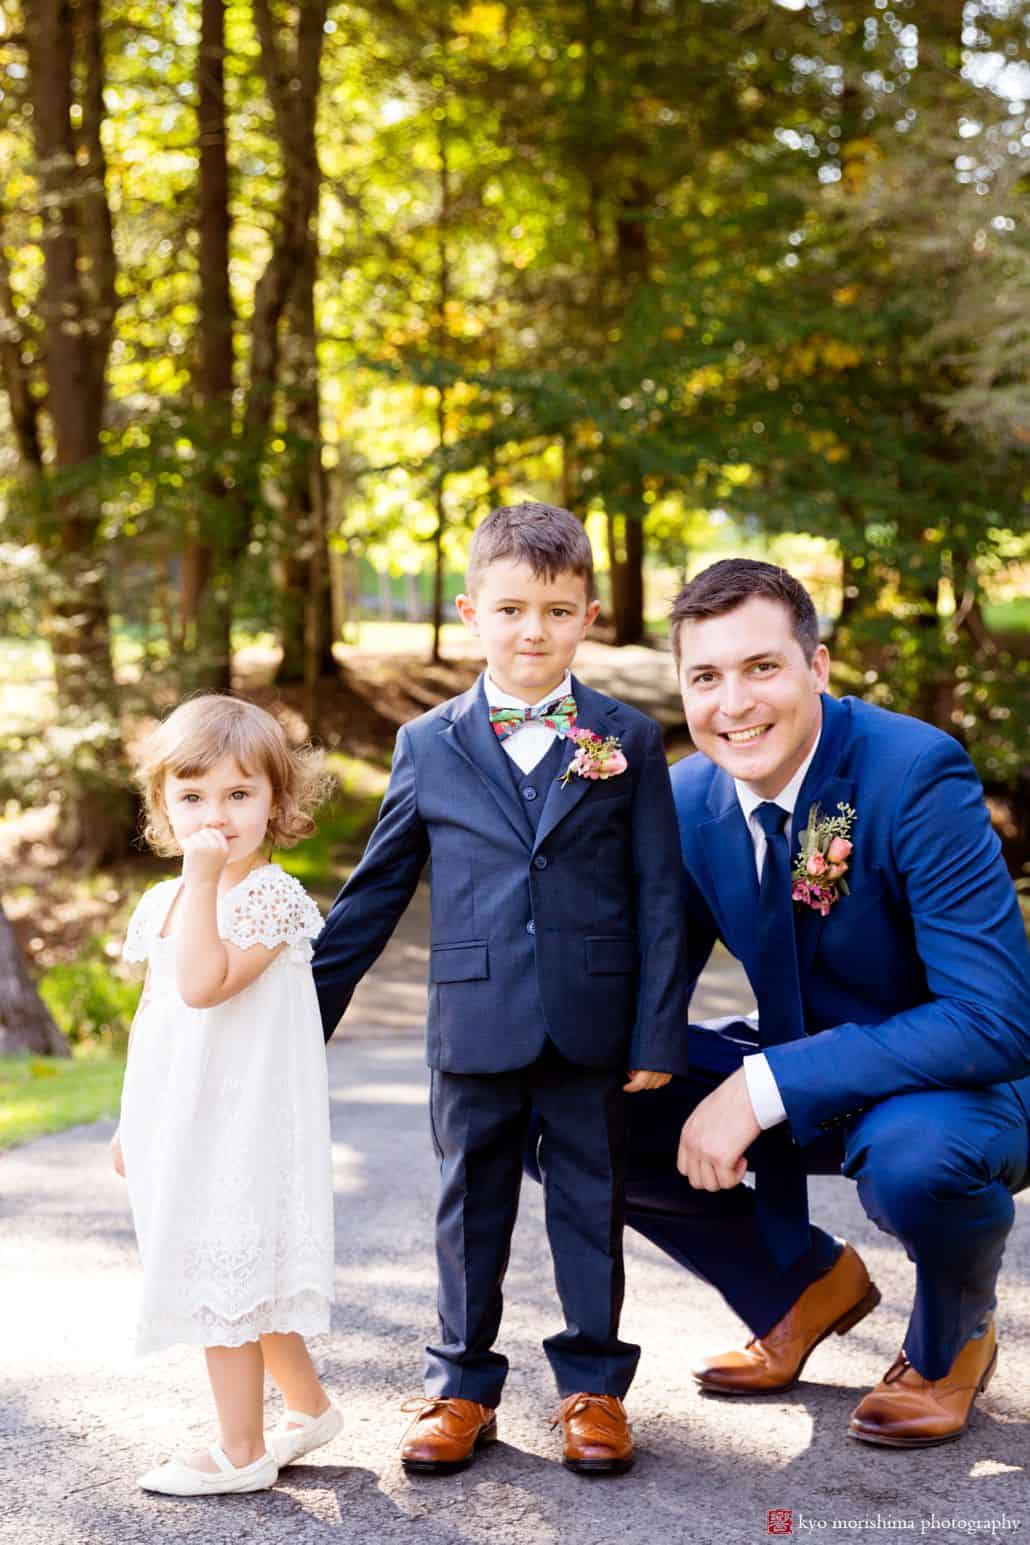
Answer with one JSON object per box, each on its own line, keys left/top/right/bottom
{"left": 559, "top": 727, "right": 628, "bottom": 787}
{"left": 791, "top": 801, "right": 857, "bottom": 916}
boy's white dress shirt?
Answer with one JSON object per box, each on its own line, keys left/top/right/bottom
{"left": 483, "top": 670, "right": 574, "bottom": 774}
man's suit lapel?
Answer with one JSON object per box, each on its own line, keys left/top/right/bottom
{"left": 440, "top": 678, "right": 534, "bottom": 849}
{"left": 531, "top": 678, "right": 621, "bottom": 856}
{"left": 699, "top": 772, "right": 760, "bottom": 971}
{"left": 791, "top": 693, "right": 856, "bottom": 978}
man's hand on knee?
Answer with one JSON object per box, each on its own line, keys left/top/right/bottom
{"left": 676, "top": 1067, "right": 760, "bottom": 1191}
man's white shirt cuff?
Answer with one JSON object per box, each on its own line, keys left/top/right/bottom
{"left": 743, "top": 1053, "right": 788, "bottom": 1130}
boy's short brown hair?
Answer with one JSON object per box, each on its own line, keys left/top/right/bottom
{"left": 669, "top": 558, "right": 821, "bottom": 668}
{"left": 466, "top": 502, "right": 596, "bottom": 600}
{"left": 133, "top": 694, "right": 331, "bottom": 857}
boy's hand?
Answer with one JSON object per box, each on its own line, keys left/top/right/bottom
{"left": 623, "top": 1069, "right": 672, "bottom": 1093}
{"left": 181, "top": 828, "right": 230, "bottom": 885}
{"left": 110, "top": 1130, "right": 125, "bottom": 1178}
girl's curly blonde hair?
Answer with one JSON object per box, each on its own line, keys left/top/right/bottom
{"left": 134, "top": 694, "right": 331, "bottom": 858}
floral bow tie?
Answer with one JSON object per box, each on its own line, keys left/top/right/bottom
{"left": 489, "top": 693, "right": 578, "bottom": 741}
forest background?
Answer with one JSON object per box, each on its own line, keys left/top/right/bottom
{"left": 0, "top": 0, "right": 1027, "bottom": 1139}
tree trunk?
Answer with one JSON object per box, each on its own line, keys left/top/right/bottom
{"left": 275, "top": 212, "right": 334, "bottom": 695}
{"left": 25, "top": 0, "right": 120, "bottom": 709}
{"left": 430, "top": 94, "right": 452, "bottom": 667}
{"left": 252, "top": 0, "right": 330, "bottom": 711}
{"left": 835, "top": 509, "right": 879, "bottom": 633}
{"left": 605, "top": 17, "right": 651, "bottom": 646}
{"left": 249, "top": 0, "right": 328, "bottom": 457}
{"left": 951, "top": 547, "right": 997, "bottom": 655}
{"left": 0, "top": 235, "right": 44, "bottom": 470}
{"left": 431, "top": 388, "right": 448, "bottom": 666}
{"left": 22, "top": 0, "right": 134, "bottom": 863}
{"left": 607, "top": 504, "right": 645, "bottom": 645}
{"left": 0, "top": 905, "right": 69, "bottom": 1059}
{"left": 182, "top": 0, "right": 236, "bottom": 690}
{"left": 561, "top": 437, "right": 584, "bottom": 516}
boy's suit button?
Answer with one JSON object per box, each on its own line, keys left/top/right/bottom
{"left": 522, "top": 786, "right": 538, "bottom": 801}
{"left": 526, "top": 920, "right": 536, "bottom": 935}
{"left": 533, "top": 856, "right": 548, "bottom": 869}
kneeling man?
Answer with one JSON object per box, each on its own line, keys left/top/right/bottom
{"left": 624, "top": 558, "right": 1030, "bottom": 1446}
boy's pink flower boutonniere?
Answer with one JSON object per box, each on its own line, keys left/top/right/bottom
{"left": 559, "top": 727, "right": 628, "bottom": 787}
{"left": 791, "top": 801, "right": 857, "bottom": 916}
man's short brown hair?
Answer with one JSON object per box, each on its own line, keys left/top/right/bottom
{"left": 669, "top": 558, "right": 821, "bottom": 667}
{"left": 466, "top": 502, "right": 596, "bottom": 600}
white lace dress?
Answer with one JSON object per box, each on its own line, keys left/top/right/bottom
{"left": 119, "top": 863, "right": 334, "bottom": 1356}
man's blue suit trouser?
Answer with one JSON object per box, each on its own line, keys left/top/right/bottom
{"left": 530, "top": 1021, "right": 1030, "bottom": 1381}
{"left": 625, "top": 1022, "right": 1030, "bottom": 1380}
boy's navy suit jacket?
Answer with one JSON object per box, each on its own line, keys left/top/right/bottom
{"left": 313, "top": 675, "right": 689, "bottom": 1076}
{"left": 671, "top": 690, "right": 1030, "bottom": 1148}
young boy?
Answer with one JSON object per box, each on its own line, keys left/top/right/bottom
{"left": 313, "top": 502, "right": 688, "bottom": 1475}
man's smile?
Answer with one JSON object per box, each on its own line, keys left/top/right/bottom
{"left": 721, "top": 725, "right": 772, "bottom": 745}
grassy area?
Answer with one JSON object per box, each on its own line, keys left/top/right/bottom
{"left": 985, "top": 597, "right": 1030, "bottom": 633}
{"left": 0, "top": 1040, "right": 126, "bottom": 1151}
{"left": 276, "top": 751, "right": 389, "bottom": 893}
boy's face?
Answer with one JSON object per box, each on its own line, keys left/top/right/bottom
{"left": 677, "top": 596, "right": 829, "bottom": 798}
{"left": 456, "top": 558, "right": 600, "bottom": 702}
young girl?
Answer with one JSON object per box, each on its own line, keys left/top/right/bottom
{"left": 112, "top": 694, "right": 341, "bottom": 1495}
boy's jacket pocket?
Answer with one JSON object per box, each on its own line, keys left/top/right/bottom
{"left": 429, "top": 942, "right": 490, "bottom": 983}
{"left": 584, "top": 937, "right": 638, "bottom": 975}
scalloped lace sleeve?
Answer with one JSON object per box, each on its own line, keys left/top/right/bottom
{"left": 122, "top": 881, "right": 173, "bottom": 964}
{"left": 220, "top": 866, "right": 324, "bottom": 953}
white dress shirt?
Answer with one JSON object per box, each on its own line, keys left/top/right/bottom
{"left": 482, "top": 671, "right": 574, "bottom": 774}
{"left": 734, "top": 729, "right": 821, "bottom": 1131}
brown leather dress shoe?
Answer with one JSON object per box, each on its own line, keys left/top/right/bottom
{"left": 848, "top": 1320, "right": 997, "bottom": 1448}
{"left": 693, "top": 1242, "right": 880, "bottom": 1395}
{"left": 552, "top": 1393, "right": 634, "bottom": 1475}
{"left": 399, "top": 1398, "right": 497, "bottom": 1474}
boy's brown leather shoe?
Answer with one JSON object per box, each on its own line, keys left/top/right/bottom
{"left": 552, "top": 1393, "right": 634, "bottom": 1474}
{"left": 692, "top": 1242, "right": 880, "bottom": 1394}
{"left": 399, "top": 1398, "right": 497, "bottom": 1474}
{"left": 848, "top": 1321, "right": 997, "bottom": 1447}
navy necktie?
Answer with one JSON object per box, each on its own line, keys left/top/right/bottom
{"left": 752, "top": 801, "right": 810, "bottom": 1267}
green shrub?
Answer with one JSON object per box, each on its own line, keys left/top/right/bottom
{"left": 38, "top": 945, "right": 142, "bottom": 1045}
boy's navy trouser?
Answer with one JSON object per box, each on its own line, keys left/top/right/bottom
{"left": 426, "top": 1040, "right": 640, "bottom": 1406}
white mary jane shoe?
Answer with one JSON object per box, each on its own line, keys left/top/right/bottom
{"left": 267, "top": 1405, "right": 343, "bottom": 1467}
{"left": 138, "top": 1444, "right": 278, "bottom": 1496}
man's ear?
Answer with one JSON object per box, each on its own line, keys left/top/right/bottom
{"left": 455, "top": 593, "right": 479, "bottom": 632}
{"left": 811, "top": 642, "right": 831, "bottom": 692}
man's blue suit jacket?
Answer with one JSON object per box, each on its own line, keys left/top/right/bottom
{"left": 670, "top": 691, "right": 1030, "bottom": 1148}
{"left": 313, "top": 675, "right": 689, "bottom": 1076}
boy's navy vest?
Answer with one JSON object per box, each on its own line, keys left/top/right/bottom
{"left": 501, "top": 733, "right": 567, "bottom": 840}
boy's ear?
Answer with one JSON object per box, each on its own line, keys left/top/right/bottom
{"left": 454, "top": 593, "right": 478, "bottom": 632}
{"left": 583, "top": 598, "right": 601, "bottom": 630}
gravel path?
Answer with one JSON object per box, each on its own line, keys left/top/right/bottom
{"left": 3, "top": 905, "right": 1030, "bottom": 1545}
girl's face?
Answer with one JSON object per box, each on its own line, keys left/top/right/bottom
{"left": 163, "top": 754, "right": 275, "bottom": 863}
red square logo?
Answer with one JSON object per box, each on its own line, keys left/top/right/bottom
{"left": 768, "top": 1511, "right": 793, "bottom": 1537}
